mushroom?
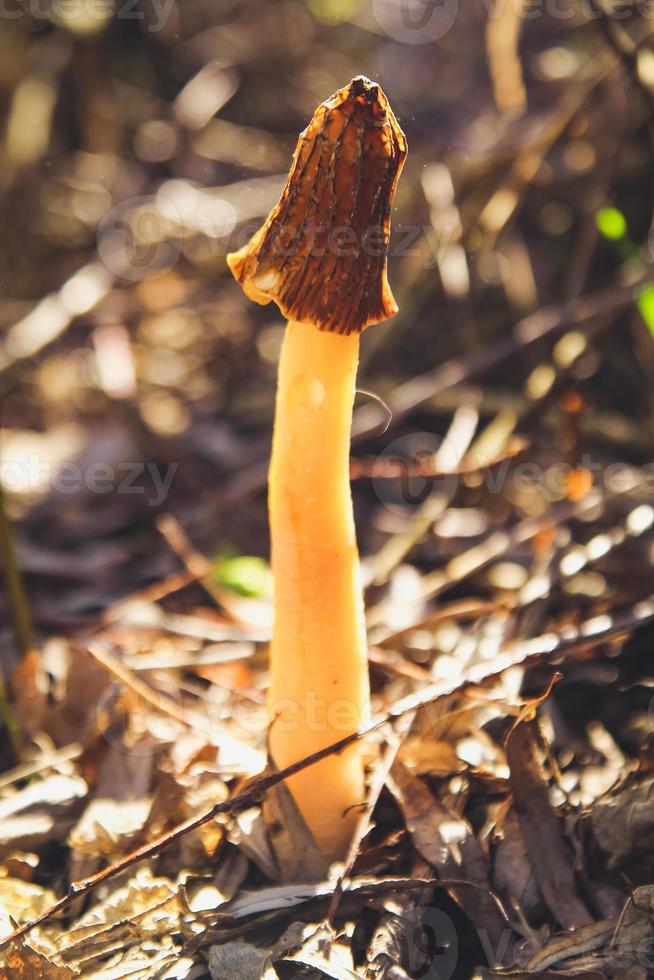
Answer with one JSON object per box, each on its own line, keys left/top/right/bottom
{"left": 228, "top": 76, "right": 407, "bottom": 860}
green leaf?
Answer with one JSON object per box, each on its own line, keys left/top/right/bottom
{"left": 638, "top": 285, "right": 654, "bottom": 337}
{"left": 308, "top": 0, "right": 360, "bottom": 25}
{"left": 596, "top": 206, "right": 627, "bottom": 241}
{"left": 214, "top": 554, "right": 273, "bottom": 598}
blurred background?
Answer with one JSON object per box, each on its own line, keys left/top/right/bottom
{"left": 1, "top": 0, "right": 654, "bottom": 665}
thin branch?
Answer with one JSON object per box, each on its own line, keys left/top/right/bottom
{"left": 351, "top": 284, "right": 639, "bottom": 441}
{"left": 0, "top": 742, "right": 82, "bottom": 792}
{"left": 2, "top": 593, "right": 653, "bottom": 950}
{"left": 222, "top": 285, "right": 641, "bottom": 503}
{"left": 98, "top": 569, "right": 201, "bottom": 628}
{"left": 0, "top": 670, "right": 21, "bottom": 762}
{"left": 0, "top": 480, "right": 33, "bottom": 656}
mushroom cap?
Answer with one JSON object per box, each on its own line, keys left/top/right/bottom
{"left": 227, "top": 76, "right": 407, "bottom": 335}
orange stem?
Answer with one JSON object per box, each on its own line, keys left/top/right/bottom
{"left": 268, "top": 320, "right": 370, "bottom": 859}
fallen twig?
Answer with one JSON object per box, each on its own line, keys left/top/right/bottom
{"left": 0, "top": 480, "right": 33, "bottom": 657}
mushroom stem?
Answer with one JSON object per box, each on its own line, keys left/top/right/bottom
{"left": 268, "top": 320, "right": 369, "bottom": 859}
{"left": 227, "top": 75, "right": 406, "bottom": 860}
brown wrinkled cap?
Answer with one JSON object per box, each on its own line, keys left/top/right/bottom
{"left": 227, "top": 76, "right": 407, "bottom": 335}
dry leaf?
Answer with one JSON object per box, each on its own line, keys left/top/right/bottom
{"left": 228, "top": 808, "right": 279, "bottom": 881}
{"left": 0, "top": 775, "right": 87, "bottom": 857}
{"left": 278, "top": 922, "right": 360, "bottom": 978}
{"left": 69, "top": 798, "right": 152, "bottom": 858}
{"left": 263, "top": 778, "right": 329, "bottom": 883}
{"left": 55, "top": 869, "right": 177, "bottom": 969}
{"left": 516, "top": 885, "right": 654, "bottom": 975}
{"left": 492, "top": 809, "right": 545, "bottom": 921}
{"left": 387, "top": 760, "right": 508, "bottom": 955}
{"left": 590, "top": 777, "right": 654, "bottom": 869}
{"left": 207, "top": 940, "right": 277, "bottom": 980}
{"left": 1, "top": 943, "right": 78, "bottom": 979}
{"left": 0, "top": 878, "right": 56, "bottom": 939}
{"left": 396, "top": 736, "right": 464, "bottom": 778}
{"left": 506, "top": 719, "right": 592, "bottom": 931}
